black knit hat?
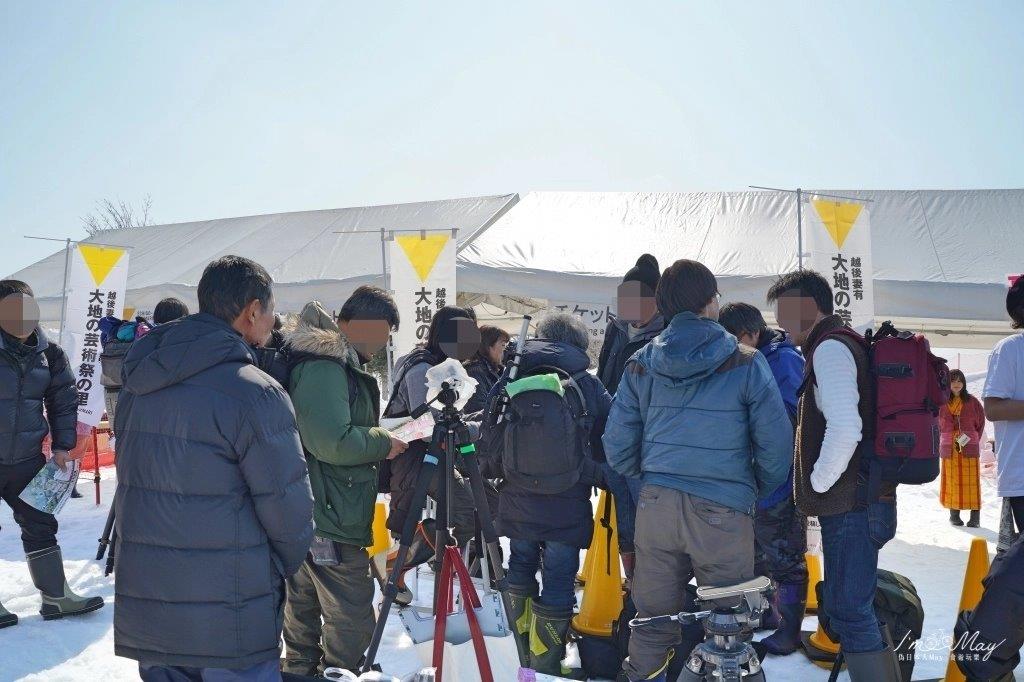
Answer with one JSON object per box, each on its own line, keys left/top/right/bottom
{"left": 622, "top": 254, "right": 661, "bottom": 294}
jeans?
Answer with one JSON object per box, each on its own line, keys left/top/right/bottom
{"left": 139, "top": 660, "right": 281, "bottom": 681}
{"left": 506, "top": 539, "right": 580, "bottom": 610}
{"left": 819, "top": 500, "right": 897, "bottom": 654}
{"left": 603, "top": 464, "right": 643, "bottom": 552}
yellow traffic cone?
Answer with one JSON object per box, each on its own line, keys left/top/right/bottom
{"left": 805, "top": 552, "right": 822, "bottom": 613}
{"left": 577, "top": 531, "right": 597, "bottom": 586}
{"left": 800, "top": 551, "right": 838, "bottom": 669}
{"left": 366, "top": 501, "right": 390, "bottom": 557}
{"left": 943, "top": 537, "right": 990, "bottom": 682}
{"left": 572, "top": 491, "right": 622, "bottom": 637}
{"left": 802, "top": 620, "right": 842, "bottom": 669}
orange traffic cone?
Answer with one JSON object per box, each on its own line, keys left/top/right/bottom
{"left": 805, "top": 552, "right": 822, "bottom": 613}
{"left": 572, "top": 491, "right": 622, "bottom": 637}
{"left": 943, "top": 537, "right": 991, "bottom": 682}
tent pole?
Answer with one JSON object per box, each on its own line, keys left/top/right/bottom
{"left": 796, "top": 188, "right": 803, "bottom": 270}
{"left": 59, "top": 238, "right": 72, "bottom": 343}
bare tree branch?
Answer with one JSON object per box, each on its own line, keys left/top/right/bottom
{"left": 81, "top": 196, "right": 154, "bottom": 236}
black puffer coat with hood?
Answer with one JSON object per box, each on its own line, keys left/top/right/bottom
{"left": 112, "top": 313, "right": 314, "bottom": 669}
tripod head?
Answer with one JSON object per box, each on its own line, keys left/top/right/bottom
{"left": 631, "top": 576, "right": 773, "bottom": 682}
{"left": 630, "top": 575, "right": 773, "bottom": 634}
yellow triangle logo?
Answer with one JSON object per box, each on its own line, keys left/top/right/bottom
{"left": 812, "top": 199, "right": 862, "bottom": 250}
{"left": 78, "top": 244, "right": 125, "bottom": 286}
{"left": 396, "top": 234, "right": 450, "bottom": 282}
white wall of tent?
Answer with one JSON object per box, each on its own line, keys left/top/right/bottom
{"left": 10, "top": 189, "right": 1023, "bottom": 351}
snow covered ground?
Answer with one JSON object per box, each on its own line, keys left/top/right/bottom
{"left": 3, "top": 468, "right": 1020, "bottom": 681}
{"left": 2, "top": 350, "right": 1022, "bottom": 681}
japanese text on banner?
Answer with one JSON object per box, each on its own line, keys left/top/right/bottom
{"left": 389, "top": 233, "right": 457, "bottom": 360}
{"left": 804, "top": 199, "right": 875, "bottom": 333}
{"left": 61, "top": 244, "right": 129, "bottom": 426}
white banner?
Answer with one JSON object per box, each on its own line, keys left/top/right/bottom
{"left": 62, "top": 244, "right": 129, "bottom": 426}
{"left": 804, "top": 198, "right": 875, "bottom": 333}
{"left": 389, "top": 232, "right": 457, "bottom": 360}
{"left": 546, "top": 301, "right": 617, "bottom": 343}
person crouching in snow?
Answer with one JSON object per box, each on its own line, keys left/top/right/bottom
{"left": 481, "top": 312, "right": 612, "bottom": 678}
{"left": 719, "top": 302, "right": 807, "bottom": 656}
{"left": 0, "top": 279, "right": 105, "bottom": 629}
{"left": 281, "top": 290, "right": 407, "bottom": 675}
{"left": 940, "top": 369, "right": 985, "bottom": 527}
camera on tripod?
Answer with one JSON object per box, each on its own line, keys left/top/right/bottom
{"left": 630, "top": 575, "right": 774, "bottom": 682}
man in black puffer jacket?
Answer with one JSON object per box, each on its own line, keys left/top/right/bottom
{"left": 1, "top": 279, "right": 103, "bottom": 629}
{"left": 113, "top": 257, "right": 314, "bottom": 679}
{"left": 482, "top": 312, "right": 612, "bottom": 678}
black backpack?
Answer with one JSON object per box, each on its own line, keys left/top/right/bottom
{"left": 500, "top": 365, "right": 593, "bottom": 495}
{"left": 818, "top": 569, "right": 924, "bottom": 682}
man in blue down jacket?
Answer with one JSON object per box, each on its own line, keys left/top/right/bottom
{"left": 113, "top": 256, "right": 314, "bottom": 681}
{"left": 603, "top": 260, "right": 792, "bottom": 682}
{"left": 719, "top": 302, "right": 808, "bottom": 656}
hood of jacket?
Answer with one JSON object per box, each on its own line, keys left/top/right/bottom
{"left": 612, "top": 313, "right": 666, "bottom": 344}
{"left": 640, "top": 312, "right": 737, "bottom": 386}
{"left": 122, "top": 313, "right": 255, "bottom": 396}
{"left": 519, "top": 339, "right": 591, "bottom": 376}
{"left": 757, "top": 327, "right": 797, "bottom": 359}
{"left": 286, "top": 322, "right": 359, "bottom": 366}
{"left": 286, "top": 300, "right": 356, "bottom": 364}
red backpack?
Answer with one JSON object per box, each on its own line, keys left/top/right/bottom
{"left": 828, "top": 321, "right": 951, "bottom": 488}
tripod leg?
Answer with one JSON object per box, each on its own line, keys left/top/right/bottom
{"left": 459, "top": 447, "right": 530, "bottom": 668}
{"left": 104, "top": 528, "right": 117, "bottom": 577}
{"left": 362, "top": 428, "right": 445, "bottom": 674}
{"left": 96, "top": 502, "right": 116, "bottom": 561}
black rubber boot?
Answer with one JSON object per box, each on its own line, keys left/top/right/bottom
{"left": 950, "top": 509, "right": 964, "bottom": 526}
{"left": 967, "top": 510, "right": 981, "bottom": 528}
{"left": 845, "top": 645, "right": 903, "bottom": 682}
{"left": 26, "top": 546, "right": 105, "bottom": 620}
{"left": 529, "top": 602, "right": 585, "bottom": 679}
{"left": 0, "top": 601, "right": 17, "bottom": 629}
{"left": 760, "top": 582, "right": 807, "bottom": 656}
{"left": 507, "top": 585, "right": 537, "bottom": 661}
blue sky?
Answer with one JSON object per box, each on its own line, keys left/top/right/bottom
{"left": 2, "top": 1, "right": 1022, "bottom": 276}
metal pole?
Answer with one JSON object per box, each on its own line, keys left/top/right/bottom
{"left": 796, "top": 188, "right": 803, "bottom": 270}
{"left": 58, "top": 238, "right": 72, "bottom": 343}
{"left": 380, "top": 229, "right": 394, "bottom": 385}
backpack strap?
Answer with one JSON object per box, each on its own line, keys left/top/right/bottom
{"left": 528, "top": 365, "right": 591, "bottom": 419}
{"left": 288, "top": 349, "right": 360, "bottom": 411}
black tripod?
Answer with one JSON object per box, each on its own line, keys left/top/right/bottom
{"left": 362, "top": 381, "right": 527, "bottom": 673}
{"left": 96, "top": 502, "right": 117, "bottom": 576}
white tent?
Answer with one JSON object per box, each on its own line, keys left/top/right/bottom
{"left": 9, "top": 194, "right": 519, "bottom": 324}
{"left": 460, "top": 190, "right": 1024, "bottom": 347}
{"left": 9, "top": 189, "right": 1021, "bottom": 348}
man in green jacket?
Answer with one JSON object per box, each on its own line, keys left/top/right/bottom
{"left": 282, "top": 288, "right": 407, "bottom": 675}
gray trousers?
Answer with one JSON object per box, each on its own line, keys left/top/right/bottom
{"left": 624, "top": 485, "right": 755, "bottom": 680}
{"left": 282, "top": 542, "right": 375, "bottom": 675}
